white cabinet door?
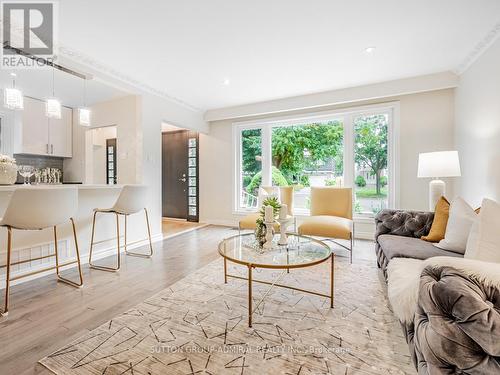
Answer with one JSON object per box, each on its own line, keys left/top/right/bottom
{"left": 49, "top": 106, "right": 72, "bottom": 157}
{"left": 20, "top": 97, "right": 49, "bottom": 155}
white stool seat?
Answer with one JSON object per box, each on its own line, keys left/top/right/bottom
{"left": 0, "top": 187, "right": 78, "bottom": 230}
{"left": 0, "top": 187, "right": 83, "bottom": 317}
{"left": 89, "top": 185, "right": 153, "bottom": 272}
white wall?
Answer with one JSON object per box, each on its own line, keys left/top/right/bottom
{"left": 200, "top": 89, "right": 455, "bottom": 231}
{"left": 90, "top": 126, "right": 117, "bottom": 184}
{"left": 454, "top": 38, "right": 500, "bottom": 207}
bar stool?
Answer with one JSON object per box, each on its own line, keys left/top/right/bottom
{"left": 0, "top": 187, "right": 83, "bottom": 317}
{"left": 88, "top": 185, "right": 153, "bottom": 272}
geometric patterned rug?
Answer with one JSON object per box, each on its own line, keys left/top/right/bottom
{"left": 39, "top": 256, "right": 414, "bottom": 374}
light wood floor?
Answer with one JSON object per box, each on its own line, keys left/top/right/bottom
{"left": 162, "top": 218, "right": 207, "bottom": 237}
{"left": 0, "top": 226, "right": 376, "bottom": 375}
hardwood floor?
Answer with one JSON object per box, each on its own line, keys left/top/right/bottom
{"left": 0, "top": 226, "right": 376, "bottom": 375}
{"left": 162, "top": 218, "right": 208, "bottom": 237}
{"left": 0, "top": 225, "right": 233, "bottom": 375}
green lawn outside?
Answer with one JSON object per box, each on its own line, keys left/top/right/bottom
{"left": 355, "top": 186, "right": 388, "bottom": 198}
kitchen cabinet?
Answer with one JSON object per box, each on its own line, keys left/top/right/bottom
{"left": 14, "top": 96, "right": 73, "bottom": 157}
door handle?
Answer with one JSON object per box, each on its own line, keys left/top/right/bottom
{"left": 179, "top": 178, "right": 186, "bottom": 182}
{"left": 51, "top": 144, "right": 54, "bottom": 154}
{"left": 46, "top": 144, "right": 49, "bottom": 154}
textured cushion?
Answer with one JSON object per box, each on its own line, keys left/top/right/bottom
{"left": 298, "top": 215, "right": 352, "bottom": 240}
{"left": 421, "top": 196, "right": 449, "bottom": 242}
{"left": 435, "top": 197, "right": 476, "bottom": 253}
{"left": 377, "top": 235, "right": 463, "bottom": 262}
{"left": 414, "top": 266, "right": 500, "bottom": 374}
{"left": 466, "top": 198, "right": 500, "bottom": 262}
{"left": 375, "top": 209, "right": 434, "bottom": 239}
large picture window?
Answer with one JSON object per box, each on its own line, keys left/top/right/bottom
{"left": 234, "top": 104, "right": 398, "bottom": 218}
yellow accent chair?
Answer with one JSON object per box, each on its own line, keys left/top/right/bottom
{"left": 298, "top": 187, "right": 354, "bottom": 263}
{"left": 239, "top": 186, "right": 296, "bottom": 234}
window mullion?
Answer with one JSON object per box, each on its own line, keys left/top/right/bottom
{"left": 343, "top": 115, "right": 354, "bottom": 188}
{"left": 261, "top": 125, "right": 272, "bottom": 186}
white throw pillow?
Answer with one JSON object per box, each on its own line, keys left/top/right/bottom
{"left": 464, "top": 218, "right": 480, "bottom": 258}
{"left": 434, "top": 197, "right": 476, "bottom": 253}
{"left": 465, "top": 198, "right": 500, "bottom": 263}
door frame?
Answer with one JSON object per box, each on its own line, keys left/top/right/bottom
{"left": 161, "top": 130, "right": 199, "bottom": 222}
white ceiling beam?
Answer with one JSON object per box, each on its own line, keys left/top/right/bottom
{"left": 204, "top": 71, "right": 459, "bottom": 122}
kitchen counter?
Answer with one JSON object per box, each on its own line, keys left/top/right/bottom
{"left": 0, "top": 184, "right": 124, "bottom": 191}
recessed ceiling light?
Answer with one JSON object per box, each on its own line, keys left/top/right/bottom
{"left": 365, "top": 47, "right": 376, "bottom": 54}
{"left": 223, "top": 78, "right": 230, "bottom": 86}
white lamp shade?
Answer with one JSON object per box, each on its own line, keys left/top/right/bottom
{"left": 46, "top": 98, "right": 62, "bottom": 119}
{"left": 4, "top": 88, "right": 24, "bottom": 110}
{"left": 79, "top": 108, "right": 91, "bottom": 126}
{"left": 418, "top": 151, "right": 461, "bottom": 178}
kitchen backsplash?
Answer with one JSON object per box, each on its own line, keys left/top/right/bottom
{"left": 13, "top": 154, "right": 63, "bottom": 183}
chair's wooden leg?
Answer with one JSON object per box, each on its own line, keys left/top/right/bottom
{"left": 89, "top": 211, "right": 120, "bottom": 272}
{"left": 55, "top": 220, "right": 84, "bottom": 287}
{"left": 1, "top": 227, "right": 12, "bottom": 316}
{"left": 125, "top": 208, "right": 153, "bottom": 258}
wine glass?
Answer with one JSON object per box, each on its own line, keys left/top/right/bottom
{"left": 18, "top": 165, "right": 35, "bottom": 185}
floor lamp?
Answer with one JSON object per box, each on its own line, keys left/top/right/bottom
{"left": 418, "top": 151, "right": 461, "bottom": 211}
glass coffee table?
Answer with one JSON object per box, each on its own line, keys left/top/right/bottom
{"left": 218, "top": 233, "right": 334, "bottom": 327}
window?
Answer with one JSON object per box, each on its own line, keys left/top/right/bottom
{"left": 239, "top": 128, "right": 262, "bottom": 209}
{"left": 354, "top": 114, "right": 389, "bottom": 216}
{"left": 234, "top": 104, "right": 398, "bottom": 217}
{"left": 271, "top": 120, "right": 343, "bottom": 211}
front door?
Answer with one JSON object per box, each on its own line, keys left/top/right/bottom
{"left": 162, "top": 131, "right": 188, "bottom": 218}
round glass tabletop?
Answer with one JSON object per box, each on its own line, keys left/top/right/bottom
{"left": 218, "top": 233, "right": 331, "bottom": 269}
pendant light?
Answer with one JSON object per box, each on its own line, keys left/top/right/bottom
{"left": 46, "top": 63, "right": 62, "bottom": 119}
{"left": 78, "top": 78, "right": 91, "bottom": 126}
{"left": 4, "top": 73, "right": 24, "bottom": 110}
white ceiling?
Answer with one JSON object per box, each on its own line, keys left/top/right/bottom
{"left": 57, "top": 0, "right": 500, "bottom": 111}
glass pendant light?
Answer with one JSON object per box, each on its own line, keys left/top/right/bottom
{"left": 4, "top": 73, "right": 24, "bottom": 110}
{"left": 46, "top": 63, "right": 62, "bottom": 119}
{"left": 78, "top": 78, "right": 91, "bottom": 126}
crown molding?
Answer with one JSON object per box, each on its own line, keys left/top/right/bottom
{"left": 454, "top": 22, "right": 500, "bottom": 75}
{"left": 57, "top": 45, "right": 202, "bottom": 113}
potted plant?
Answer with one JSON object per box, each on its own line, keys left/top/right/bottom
{"left": 0, "top": 155, "right": 18, "bottom": 185}
{"left": 255, "top": 196, "right": 281, "bottom": 246}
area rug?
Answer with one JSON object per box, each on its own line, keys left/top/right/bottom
{"left": 39, "top": 256, "right": 414, "bottom": 374}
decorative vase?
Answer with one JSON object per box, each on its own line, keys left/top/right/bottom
{"left": 0, "top": 163, "right": 17, "bottom": 185}
{"left": 255, "top": 223, "right": 274, "bottom": 247}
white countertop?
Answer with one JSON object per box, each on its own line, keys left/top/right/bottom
{"left": 0, "top": 184, "right": 124, "bottom": 191}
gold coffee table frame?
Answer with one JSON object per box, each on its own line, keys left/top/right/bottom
{"left": 218, "top": 233, "right": 334, "bottom": 327}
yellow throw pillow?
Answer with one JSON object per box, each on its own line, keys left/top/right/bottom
{"left": 421, "top": 197, "right": 450, "bottom": 242}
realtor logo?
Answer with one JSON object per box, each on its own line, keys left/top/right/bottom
{"left": 1, "top": 1, "right": 58, "bottom": 68}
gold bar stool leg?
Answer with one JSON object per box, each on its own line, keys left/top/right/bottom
{"left": 1, "top": 227, "right": 13, "bottom": 317}
{"left": 89, "top": 211, "right": 121, "bottom": 272}
{"left": 54, "top": 220, "right": 84, "bottom": 287}
{"left": 125, "top": 208, "right": 153, "bottom": 258}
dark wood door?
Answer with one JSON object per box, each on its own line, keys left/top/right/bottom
{"left": 162, "top": 131, "right": 188, "bottom": 218}
{"left": 106, "top": 138, "right": 117, "bottom": 185}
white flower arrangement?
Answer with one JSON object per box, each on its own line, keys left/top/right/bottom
{"left": 0, "top": 154, "right": 16, "bottom": 164}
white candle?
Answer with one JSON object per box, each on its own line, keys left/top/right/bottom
{"left": 279, "top": 204, "right": 287, "bottom": 219}
{"left": 264, "top": 205, "right": 273, "bottom": 222}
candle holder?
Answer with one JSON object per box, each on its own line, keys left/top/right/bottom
{"left": 263, "top": 221, "right": 275, "bottom": 249}
{"left": 277, "top": 217, "right": 292, "bottom": 245}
